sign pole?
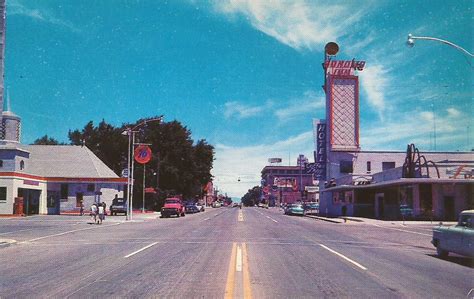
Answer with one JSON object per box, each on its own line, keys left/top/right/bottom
{"left": 142, "top": 164, "right": 146, "bottom": 213}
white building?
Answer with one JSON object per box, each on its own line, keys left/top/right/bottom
{"left": 315, "top": 44, "right": 474, "bottom": 220}
{"left": 0, "top": 144, "right": 126, "bottom": 215}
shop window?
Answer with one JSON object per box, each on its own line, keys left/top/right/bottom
{"left": 0, "top": 187, "right": 6, "bottom": 201}
{"left": 60, "top": 184, "right": 68, "bottom": 199}
{"left": 87, "top": 184, "right": 95, "bottom": 192}
{"left": 382, "top": 162, "right": 396, "bottom": 171}
{"left": 20, "top": 160, "right": 25, "bottom": 170}
{"left": 366, "top": 161, "right": 371, "bottom": 172}
{"left": 340, "top": 160, "right": 353, "bottom": 174}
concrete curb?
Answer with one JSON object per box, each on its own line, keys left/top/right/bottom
{"left": 0, "top": 239, "right": 17, "bottom": 248}
{"left": 340, "top": 217, "right": 364, "bottom": 222}
{"left": 305, "top": 215, "right": 342, "bottom": 223}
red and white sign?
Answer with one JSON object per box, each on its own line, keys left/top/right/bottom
{"left": 134, "top": 145, "right": 152, "bottom": 164}
{"left": 324, "top": 59, "right": 365, "bottom": 76}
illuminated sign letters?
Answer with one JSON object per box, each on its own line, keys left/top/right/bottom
{"left": 315, "top": 122, "right": 327, "bottom": 180}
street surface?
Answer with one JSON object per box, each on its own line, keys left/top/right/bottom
{"left": 0, "top": 207, "right": 472, "bottom": 298}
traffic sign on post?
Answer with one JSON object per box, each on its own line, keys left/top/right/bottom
{"left": 134, "top": 145, "right": 152, "bottom": 164}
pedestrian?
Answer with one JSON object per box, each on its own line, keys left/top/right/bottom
{"left": 98, "top": 203, "right": 105, "bottom": 224}
{"left": 79, "top": 200, "right": 84, "bottom": 216}
{"left": 90, "top": 203, "right": 97, "bottom": 224}
{"left": 101, "top": 202, "right": 107, "bottom": 219}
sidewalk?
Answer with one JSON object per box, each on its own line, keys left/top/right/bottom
{"left": 305, "top": 214, "right": 456, "bottom": 226}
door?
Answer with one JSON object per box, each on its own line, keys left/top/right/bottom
{"left": 443, "top": 196, "right": 455, "bottom": 221}
{"left": 460, "top": 214, "right": 474, "bottom": 257}
{"left": 376, "top": 196, "right": 384, "bottom": 219}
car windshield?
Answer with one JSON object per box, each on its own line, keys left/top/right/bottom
{"left": 4, "top": 1, "right": 472, "bottom": 298}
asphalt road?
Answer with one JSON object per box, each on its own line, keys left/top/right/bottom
{"left": 0, "top": 207, "right": 472, "bottom": 298}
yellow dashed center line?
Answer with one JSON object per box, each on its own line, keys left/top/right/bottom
{"left": 225, "top": 242, "right": 237, "bottom": 298}
{"left": 225, "top": 242, "right": 253, "bottom": 299}
{"left": 242, "top": 242, "right": 252, "bottom": 299}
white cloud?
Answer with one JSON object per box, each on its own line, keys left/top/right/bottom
{"left": 213, "top": 0, "right": 364, "bottom": 51}
{"left": 223, "top": 101, "right": 266, "bottom": 119}
{"left": 212, "top": 131, "right": 314, "bottom": 197}
{"left": 359, "top": 64, "right": 390, "bottom": 116}
{"left": 9, "top": 0, "right": 80, "bottom": 32}
{"left": 360, "top": 107, "right": 468, "bottom": 151}
{"left": 274, "top": 91, "right": 325, "bottom": 121}
{"left": 446, "top": 107, "right": 461, "bottom": 118}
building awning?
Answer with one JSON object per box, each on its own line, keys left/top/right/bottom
{"left": 321, "top": 178, "right": 474, "bottom": 192}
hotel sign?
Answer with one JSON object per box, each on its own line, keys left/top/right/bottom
{"left": 314, "top": 121, "right": 327, "bottom": 180}
{"left": 324, "top": 59, "right": 365, "bottom": 76}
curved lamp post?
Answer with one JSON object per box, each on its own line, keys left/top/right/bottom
{"left": 122, "top": 115, "right": 163, "bottom": 220}
{"left": 407, "top": 34, "right": 473, "bottom": 57}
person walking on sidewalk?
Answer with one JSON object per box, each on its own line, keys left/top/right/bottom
{"left": 90, "top": 203, "right": 98, "bottom": 224}
{"left": 97, "top": 203, "right": 105, "bottom": 224}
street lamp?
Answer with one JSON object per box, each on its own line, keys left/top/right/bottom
{"left": 407, "top": 34, "right": 474, "bottom": 57}
{"left": 122, "top": 116, "right": 163, "bottom": 221}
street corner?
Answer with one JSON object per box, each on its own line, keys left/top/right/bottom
{"left": 0, "top": 239, "right": 17, "bottom": 248}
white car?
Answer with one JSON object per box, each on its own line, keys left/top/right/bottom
{"left": 195, "top": 203, "right": 205, "bottom": 212}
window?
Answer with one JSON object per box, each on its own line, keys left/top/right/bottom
{"left": 20, "top": 160, "right": 25, "bottom": 170}
{"left": 382, "top": 162, "right": 396, "bottom": 171}
{"left": 366, "top": 161, "right": 371, "bottom": 172}
{"left": 87, "top": 184, "right": 95, "bottom": 192}
{"left": 60, "top": 184, "right": 68, "bottom": 199}
{"left": 339, "top": 160, "right": 353, "bottom": 174}
{"left": 0, "top": 160, "right": 3, "bottom": 167}
{"left": 0, "top": 187, "right": 6, "bottom": 201}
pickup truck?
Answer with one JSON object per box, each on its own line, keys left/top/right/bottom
{"left": 432, "top": 210, "right": 474, "bottom": 258}
{"left": 161, "top": 198, "right": 186, "bottom": 218}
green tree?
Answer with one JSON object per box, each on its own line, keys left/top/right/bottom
{"left": 241, "top": 186, "right": 262, "bottom": 206}
{"left": 67, "top": 117, "right": 214, "bottom": 207}
{"left": 32, "top": 135, "right": 62, "bottom": 145}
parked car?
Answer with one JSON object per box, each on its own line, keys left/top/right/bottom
{"left": 110, "top": 197, "right": 127, "bottom": 215}
{"left": 303, "top": 202, "right": 319, "bottom": 215}
{"left": 211, "top": 201, "right": 221, "bottom": 208}
{"left": 185, "top": 203, "right": 200, "bottom": 214}
{"left": 161, "top": 198, "right": 186, "bottom": 218}
{"left": 432, "top": 210, "right": 474, "bottom": 258}
{"left": 195, "top": 202, "right": 205, "bottom": 212}
{"left": 284, "top": 203, "right": 305, "bottom": 216}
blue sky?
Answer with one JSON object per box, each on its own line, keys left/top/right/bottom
{"left": 6, "top": 0, "right": 473, "bottom": 197}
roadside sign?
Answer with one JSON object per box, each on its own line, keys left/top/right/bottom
{"left": 121, "top": 168, "right": 129, "bottom": 178}
{"left": 134, "top": 145, "right": 152, "bottom": 164}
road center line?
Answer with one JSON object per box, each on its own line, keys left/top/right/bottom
{"left": 319, "top": 244, "right": 367, "bottom": 271}
{"left": 236, "top": 245, "right": 243, "bottom": 272}
{"left": 238, "top": 210, "right": 244, "bottom": 222}
{"left": 124, "top": 242, "right": 159, "bottom": 258}
{"left": 372, "top": 224, "right": 431, "bottom": 236}
{"left": 242, "top": 242, "right": 253, "bottom": 299}
{"left": 24, "top": 223, "right": 121, "bottom": 243}
{"left": 224, "top": 242, "right": 237, "bottom": 299}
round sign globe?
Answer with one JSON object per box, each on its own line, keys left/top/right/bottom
{"left": 134, "top": 145, "right": 152, "bottom": 164}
